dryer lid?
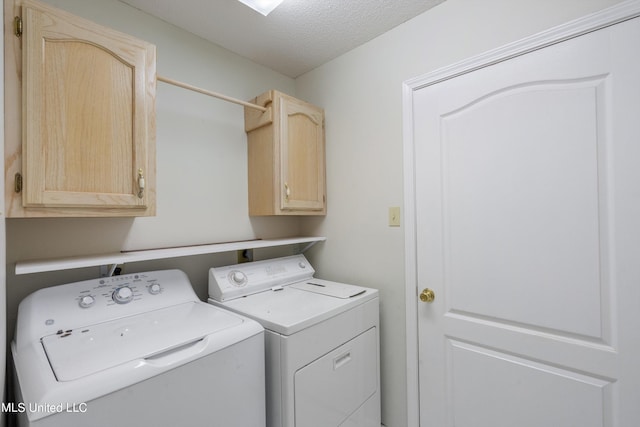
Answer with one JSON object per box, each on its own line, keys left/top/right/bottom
{"left": 41, "top": 302, "right": 243, "bottom": 381}
{"left": 216, "top": 279, "right": 378, "bottom": 335}
{"left": 289, "top": 280, "right": 368, "bottom": 298}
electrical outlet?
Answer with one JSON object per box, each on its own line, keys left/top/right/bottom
{"left": 389, "top": 206, "right": 401, "bottom": 227}
{"left": 237, "top": 249, "right": 254, "bottom": 263}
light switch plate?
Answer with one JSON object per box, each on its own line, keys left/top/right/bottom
{"left": 389, "top": 207, "right": 401, "bottom": 227}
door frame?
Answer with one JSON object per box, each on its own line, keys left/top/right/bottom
{"left": 402, "top": 1, "right": 640, "bottom": 425}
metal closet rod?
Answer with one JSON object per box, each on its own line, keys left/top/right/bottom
{"left": 157, "top": 74, "right": 267, "bottom": 112}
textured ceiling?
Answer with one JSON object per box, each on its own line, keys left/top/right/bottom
{"left": 119, "top": 0, "right": 446, "bottom": 78}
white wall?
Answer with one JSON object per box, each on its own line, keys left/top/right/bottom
{"left": 296, "top": 0, "right": 624, "bottom": 426}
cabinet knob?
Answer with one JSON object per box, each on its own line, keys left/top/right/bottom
{"left": 284, "top": 182, "right": 290, "bottom": 202}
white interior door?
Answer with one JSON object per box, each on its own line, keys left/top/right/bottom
{"left": 406, "top": 10, "right": 640, "bottom": 427}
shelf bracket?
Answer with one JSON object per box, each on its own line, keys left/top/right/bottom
{"left": 300, "top": 240, "right": 320, "bottom": 254}
{"left": 100, "top": 264, "right": 119, "bottom": 277}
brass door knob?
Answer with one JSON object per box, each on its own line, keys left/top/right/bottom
{"left": 419, "top": 288, "right": 435, "bottom": 303}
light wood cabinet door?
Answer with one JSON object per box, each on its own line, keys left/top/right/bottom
{"left": 5, "top": 0, "right": 156, "bottom": 216}
{"left": 279, "top": 94, "right": 325, "bottom": 212}
{"left": 245, "top": 90, "right": 326, "bottom": 216}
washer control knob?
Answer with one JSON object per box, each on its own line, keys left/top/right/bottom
{"left": 79, "top": 295, "right": 95, "bottom": 308}
{"left": 229, "top": 271, "right": 247, "bottom": 286}
{"left": 148, "top": 283, "right": 161, "bottom": 295}
{"left": 113, "top": 286, "right": 134, "bottom": 304}
{"left": 298, "top": 262, "right": 306, "bottom": 269}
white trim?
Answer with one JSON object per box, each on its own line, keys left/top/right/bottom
{"left": 402, "top": 80, "right": 420, "bottom": 427}
{"left": 402, "top": 1, "right": 640, "bottom": 425}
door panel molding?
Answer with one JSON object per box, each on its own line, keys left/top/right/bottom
{"left": 441, "top": 77, "right": 608, "bottom": 340}
{"left": 445, "top": 339, "right": 612, "bottom": 427}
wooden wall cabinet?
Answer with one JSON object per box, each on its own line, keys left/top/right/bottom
{"left": 245, "top": 90, "right": 326, "bottom": 216}
{"left": 4, "top": 0, "right": 156, "bottom": 217}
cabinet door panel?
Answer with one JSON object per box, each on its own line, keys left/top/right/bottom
{"left": 280, "top": 97, "right": 325, "bottom": 211}
{"left": 22, "top": 0, "right": 153, "bottom": 209}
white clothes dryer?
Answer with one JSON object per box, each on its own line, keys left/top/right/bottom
{"left": 208, "top": 255, "right": 380, "bottom": 427}
{"left": 12, "top": 269, "right": 266, "bottom": 427}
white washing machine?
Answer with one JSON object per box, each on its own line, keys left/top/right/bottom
{"left": 208, "top": 255, "right": 380, "bottom": 427}
{"left": 12, "top": 269, "right": 266, "bottom": 427}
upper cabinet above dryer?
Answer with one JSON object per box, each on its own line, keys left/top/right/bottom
{"left": 245, "top": 90, "right": 326, "bottom": 216}
{"left": 4, "top": 0, "right": 156, "bottom": 217}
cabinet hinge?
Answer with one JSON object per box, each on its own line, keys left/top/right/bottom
{"left": 15, "top": 173, "right": 22, "bottom": 193}
{"left": 14, "top": 16, "right": 23, "bottom": 38}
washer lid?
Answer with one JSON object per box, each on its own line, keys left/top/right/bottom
{"left": 41, "top": 302, "right": 243, "bottom": 381}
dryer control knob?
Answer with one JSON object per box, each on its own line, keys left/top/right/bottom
{"left": 229, "top": 271, "right": 247, "bottom": 286}
{"left": 113, "top": 286, "right": 134, "bottom": 304}
{"left": 79, "top": 295, "right": 95, "bottom": 308}
{"left": 148, "top": 283, "right": 161, "bottom": 295}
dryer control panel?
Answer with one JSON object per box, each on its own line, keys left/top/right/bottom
{"left": 209, "top": 255, "right": 315, "bottom": 302}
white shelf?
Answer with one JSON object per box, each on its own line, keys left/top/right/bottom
{"left": 15, "top": 236, "right": 326, "bottom": 275}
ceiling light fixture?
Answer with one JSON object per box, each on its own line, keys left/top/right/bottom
{"left": 237, "top": 0, "right": 284, "bottom": 16}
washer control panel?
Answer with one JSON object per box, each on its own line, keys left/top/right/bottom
{"left": 209, "top": 254, "right": 315, "bottom": 302}
{"left": 16, "top": 270, "right": 200, "bottom": 345}
{"left": 73, "top": 272, "right": 171, "bottom": 309}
